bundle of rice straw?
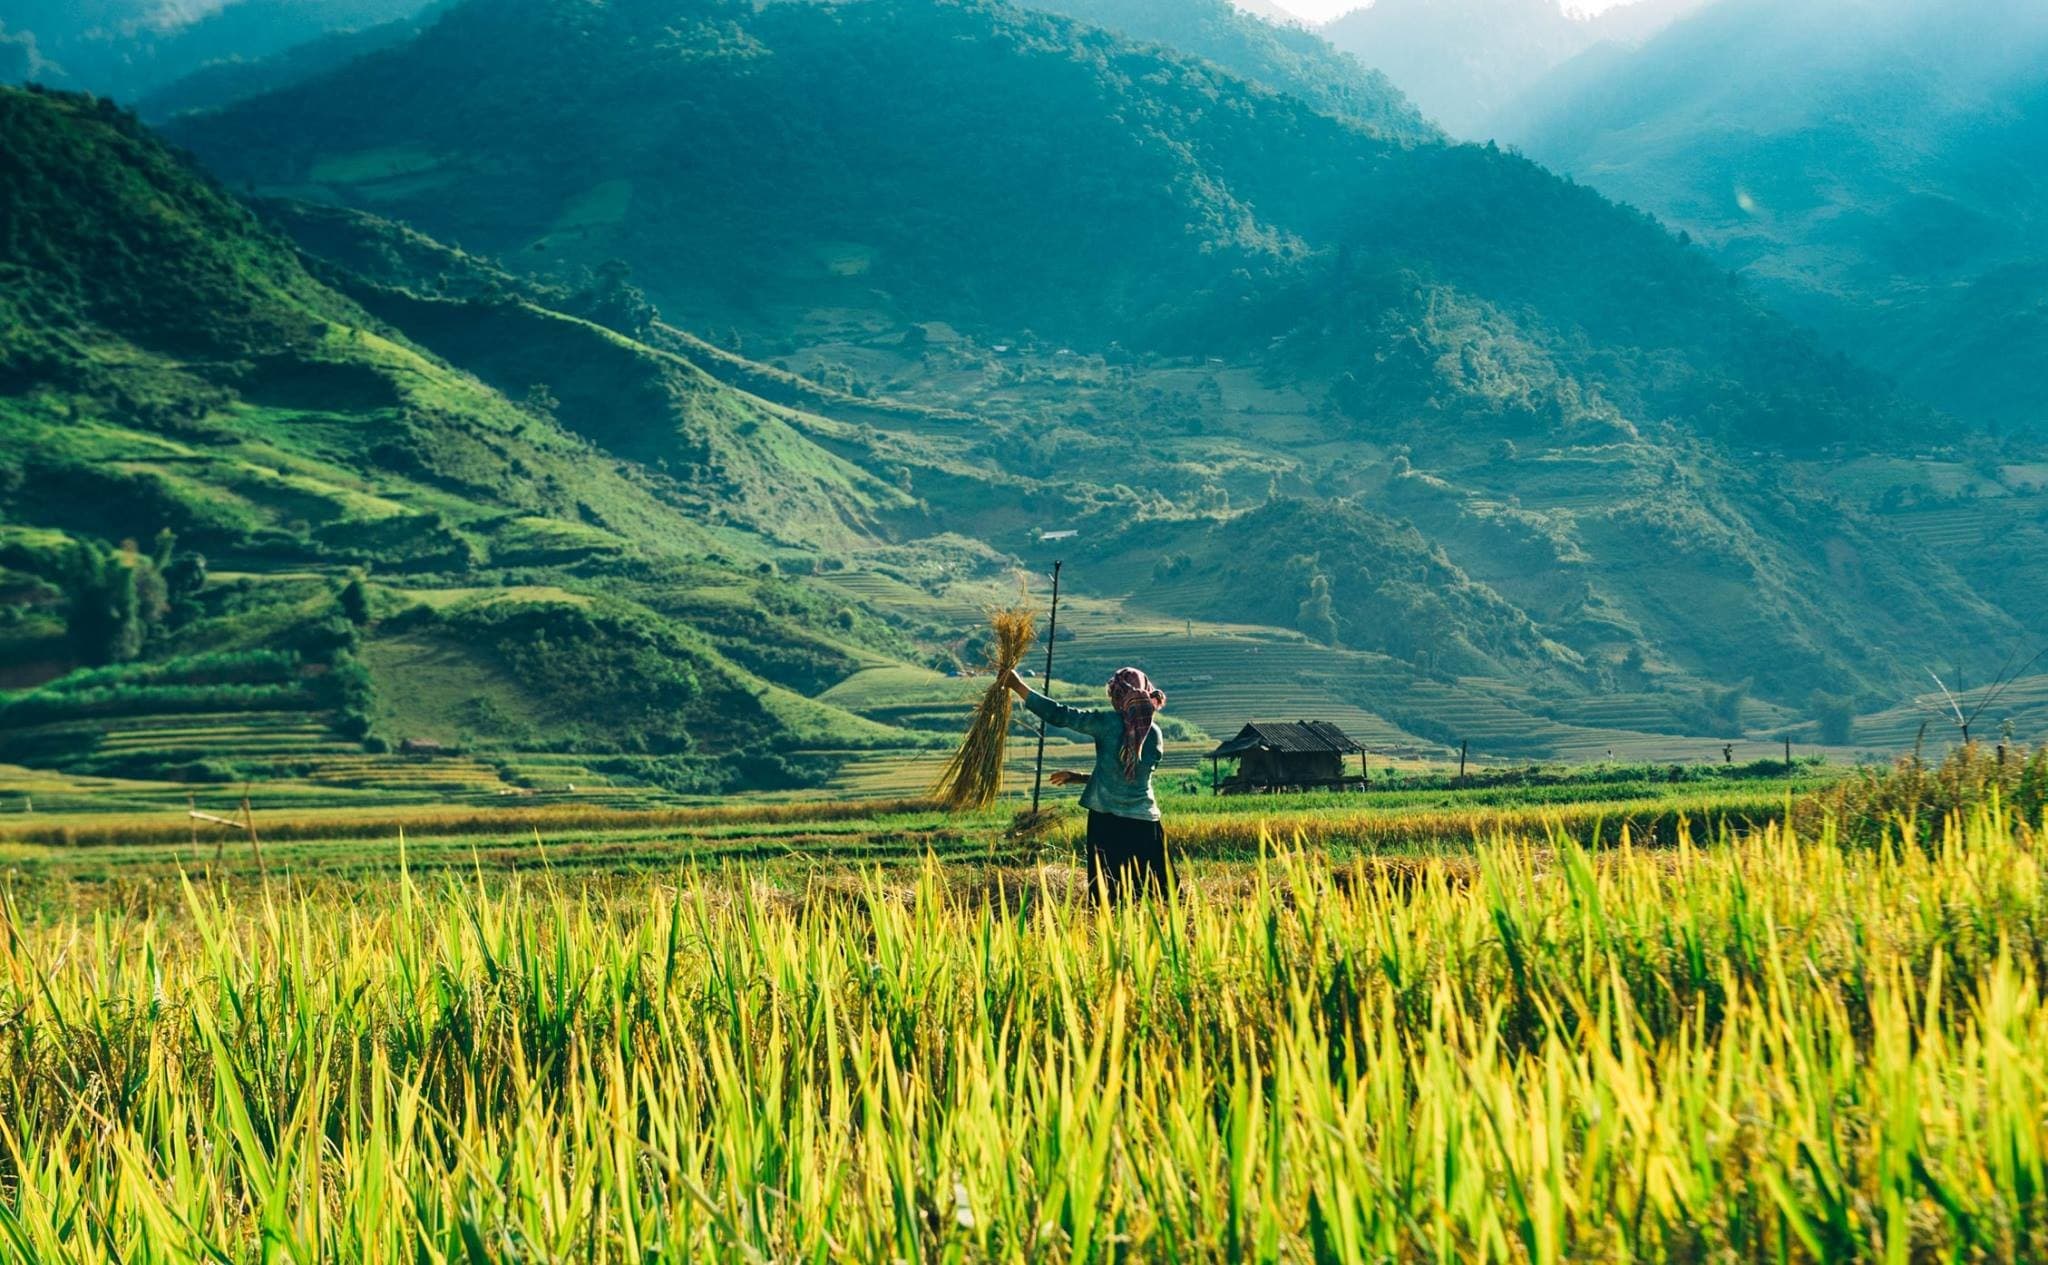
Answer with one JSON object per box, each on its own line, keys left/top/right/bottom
{"left": 931, "top": 604, "right": 1038, "bottom": 811}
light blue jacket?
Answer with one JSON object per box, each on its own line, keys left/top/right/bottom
{"left": 1023, "top": 687, "right": 1162, "bottom": 821}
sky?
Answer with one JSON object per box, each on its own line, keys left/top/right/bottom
{"left": 1261, "top": 0, "right": 1639, "bottom": 21}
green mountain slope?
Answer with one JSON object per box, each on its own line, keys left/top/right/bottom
{"left": 136, "top": 6, "right": 442, "bottom": 120}
{"left": 0, "top": 85, "right": 922, "bottom": 792}
{"left": 151, "top": 0, "right": 2040, "bottom": 719}
{"left": 170, "top": 0, "right": 1913, "bottom": 450}
{"left": 1019, "top": 0, "right": 1434, "bottom": 140}
{"left": 1500, "top": 0, "right": 2048, "bottom": 434}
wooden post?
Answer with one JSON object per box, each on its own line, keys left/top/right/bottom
{"left": 1210, "top": 755, "right": 1219, "bottom": 796}
{"left": 1360, "top": 751, "right": 1369, "bottom": 790}
{"left": 1458, "top": 740, "right": 1468, "bottom": 784}
{"left": 1783, "top": 737, "right": 1793, "bottom": 774}
{"left": 1030, "top": 560, "right": 1063, "bottom": 815}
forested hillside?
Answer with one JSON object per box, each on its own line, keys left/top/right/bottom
{"left": 174, "top": 0, "right": 1918, "bottom": 451}
{"left": 0, "top": 85, "right": 925, "bottom": 792}
{"left": 163, "top": 0, "right": 2033, "bottom": 691}
{"left": 1021, "top": 0, "right": 1434, "bottom": 141}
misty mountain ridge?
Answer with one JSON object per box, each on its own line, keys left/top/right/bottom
{"left": 1320, "top": 0, "right": 1707, "bottom": 136}
{"left": 1501, "top": 0, "right": 2048, "bottom": 433}
{"left": 0, "top": 0, "right": 435, "bottom": 101}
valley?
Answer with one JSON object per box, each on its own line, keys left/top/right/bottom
{"left": 4, "top": 0, "right": 2046, "bottom": 809}
{"left": 4, "top": 2, "right": 2048, "bottom": 1257}
{"left": 0, "top": 0, "right": 2039, "bottom": 806}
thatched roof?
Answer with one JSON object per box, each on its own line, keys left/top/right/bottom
{"left": 1206, "top": 721, "right": 1363, "bottom": 759}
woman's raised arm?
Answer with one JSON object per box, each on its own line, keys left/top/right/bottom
{"left": 1004, "top": 670, "right": 1112, "bottom": 738}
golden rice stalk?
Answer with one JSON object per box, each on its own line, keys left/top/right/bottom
{"left": 931, "top": 605, "right": 1038, "bottom": 811}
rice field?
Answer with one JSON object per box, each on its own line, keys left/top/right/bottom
{"left": 2, "top": 802, "right": 2046, "bottom": 1259}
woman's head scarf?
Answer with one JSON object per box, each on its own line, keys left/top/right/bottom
{"left": 1106, "top": 667, "right": 1165, "bottom": 780}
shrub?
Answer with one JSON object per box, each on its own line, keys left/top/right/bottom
{"left": 1796, "top": 741, "right": 2048, "bottom": 846}
{"left": 339, "top": 576, "right": 371, "bottom": 626}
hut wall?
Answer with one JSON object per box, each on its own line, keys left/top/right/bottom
{"left": 1241, "top": 750, "right": 1344, "bottom": 787}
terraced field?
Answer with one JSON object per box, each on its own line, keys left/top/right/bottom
{"left": 88, "top": 713, "right": 357, "bottom": 760}
{"left": 3, "top": 547, "right": 1998, "bottom": 836}
{"left": 1848, "top": 672, "right": 2048, "bottom": 752}
{"left": 1887, "top": 506, "right": 2004, "bottom": 550}
{"left": 1053, "top": 626, "right": 1433, "bottom": 751}
{"left": 817, "top": 569, "right": 986, "bottom": 625}
{"left": 820, "top": 570, "right": 1900, "bottom": 770}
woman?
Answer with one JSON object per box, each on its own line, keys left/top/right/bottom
{"left": 1001, "top": 665, "right": 1169, "bottom": 901}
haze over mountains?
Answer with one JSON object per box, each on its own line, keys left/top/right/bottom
{"left": 1319, "top": 0, "right": 1704, "bottom": 137}
{"left": 3, "top": 0, "right": 2045, "bottom": 793}
{"left": 1499, "top": 0, "right": 2048, "bottom": 435}
{"left": 0, "top": 0, "right": 436, "bottom": 103}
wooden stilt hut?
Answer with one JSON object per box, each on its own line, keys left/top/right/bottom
{"left": 1206, "top": 721, "right": 1367, "bottom": 794}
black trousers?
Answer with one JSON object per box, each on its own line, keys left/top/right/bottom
{"left": 1086, "top": 810, "right": 1169, "bottom": 902}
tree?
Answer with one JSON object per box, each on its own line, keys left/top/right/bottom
{"left": 572, "top": 259, "right": 659, "bottom": 335}
{"left": 1297, "top": 570, "right": 1338, "bottom": 646}
{"left": 163, "top": 551, "right": 207, "bottom": 599}
{"left": 1810, "top": 690, "right": 1856, "bottom": 746}
{"left": 1702, "top": 681, "right": 1747, "bottom": 731}
{"left": 64, "top": 543, "right": 142, "bottom": 666}
{"left": 128, "top": 540, "right": 168, "bottom": 630}
{"left": 520, "top": 383, "right": 560, "bottom": 421}
{"left": 340, "top": 575, "right": 371, "bottom": 626}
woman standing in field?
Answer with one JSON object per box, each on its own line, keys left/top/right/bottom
{"left": 1002, "top": 665, "right": 1169, "bottom": 901}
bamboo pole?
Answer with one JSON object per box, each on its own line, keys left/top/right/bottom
{"left": 1030, "top": 560, "right": 1063, "bottom": 815}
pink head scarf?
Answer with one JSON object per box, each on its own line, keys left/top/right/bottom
{"left": 1106, "top": 667, "right": 1165, "bottom": 779}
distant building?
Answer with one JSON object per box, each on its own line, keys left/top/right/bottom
{"left": 1206, "top": 721, "right": 1367, "bottom": 793}
{"left": 1040, "top": 529, "right": 1078, "bottom": 541}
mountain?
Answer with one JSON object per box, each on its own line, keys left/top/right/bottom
{"left": 137, "top": 5, "right": 442, "bottom": 120}
{"left": 1323, "top": 0, "right": 1704, "bottom": 137}
{"left": 1020, "top": 0, "right": 1434, "bottom": 140}
{"left": 170, "top": 0, "right": 1912, "bottom": 451}
{"left": 0, "top": 84, "right": 925, "bottom": 791}
{"left": 1229, "top": 0, "right": 1306, "bottom": 25}
{"left": 158, "top": 0, "right": 2037, "bottom": 713}
{"left": 6, "top": 0, "right": 2044, "bottom": 793}
{"left": 1500, "top": 0, "right": 2048, "bottom": 435}
{"left": 2, "top": 0, "right": 435, "bottom": 101}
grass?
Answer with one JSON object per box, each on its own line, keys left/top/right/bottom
{"left": 1, "top": 802, "right": 2046, "bottom": 1257}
